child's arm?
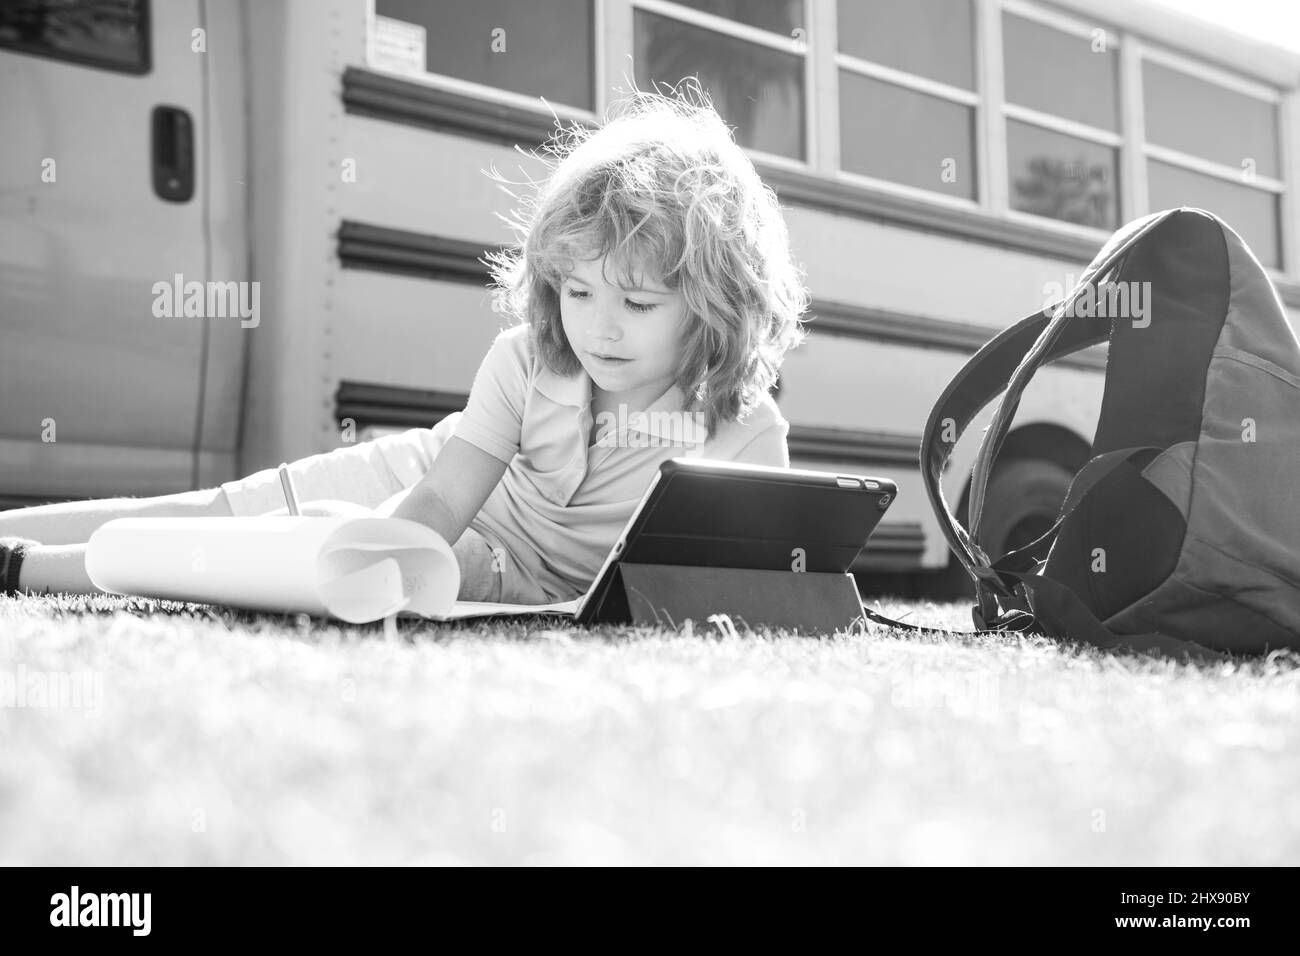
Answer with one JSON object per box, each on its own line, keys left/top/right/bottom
{"left": 731, "top": 422, "right": 790, "bottom": 468}
{"left": 382, "top": 435, "right": 510, "bottom": 547}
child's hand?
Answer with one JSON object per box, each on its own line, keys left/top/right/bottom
{"left": 259, "top": 499, "right": 374, "bottom": 518}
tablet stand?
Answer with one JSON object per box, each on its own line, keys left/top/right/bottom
{"left": 583, "top": 562, "right": 868, "bottom": 636}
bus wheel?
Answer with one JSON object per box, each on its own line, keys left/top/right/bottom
{"left": 978, "top": 459, "right": 1074, "bottom": 563}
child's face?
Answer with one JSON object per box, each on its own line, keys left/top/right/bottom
{"left": 559, "top": 255, "right": 691, "bottom": 406}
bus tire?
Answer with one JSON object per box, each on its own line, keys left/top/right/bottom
{"left": 977, "top": 458, "right": 1074, "bottom": 563}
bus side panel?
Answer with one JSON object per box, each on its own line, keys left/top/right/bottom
{"left": 237, "top": 0, "right": 367, "bottom": 476}
{"left": 0, "top": 0, "right": 207, "bottom": 501}
{"left": 193, "top": 0, "right": 253, "bottom": 488}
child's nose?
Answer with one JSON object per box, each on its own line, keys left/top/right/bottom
{"left": 594, "top": 307, "right": 623, "bottom": 340}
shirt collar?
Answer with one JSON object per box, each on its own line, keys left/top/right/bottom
{"left": 535, "top": 360, "right": 707, "bottom": 444}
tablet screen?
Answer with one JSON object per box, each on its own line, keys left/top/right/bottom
{"left": 617, "top": 458, "right": 896, "bottom": 573}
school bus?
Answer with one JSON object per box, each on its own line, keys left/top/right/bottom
{"left": 2, "top": 0, "right": 1298, "bottom": 595}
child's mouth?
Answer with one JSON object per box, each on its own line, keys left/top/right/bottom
{"left": 590, "top": 352, "right": 632, "bottom": 366}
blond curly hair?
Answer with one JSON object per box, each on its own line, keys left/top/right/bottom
{"left": 483, "top": 80, "right": 810, "bottom": 435}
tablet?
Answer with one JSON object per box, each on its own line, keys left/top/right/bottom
{"left": 573, "top": 458, "right": 897, "bottom": 624}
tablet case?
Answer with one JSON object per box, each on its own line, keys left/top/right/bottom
{"left": 570, "top": 459, "right": 893, "bottom": 635}
{"left": 578, "top": 561, "right": 867, "bottom": 635}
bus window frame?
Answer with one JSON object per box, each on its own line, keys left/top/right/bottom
{"left": 354, "top": 0, "right": 1300, "bottom": 286}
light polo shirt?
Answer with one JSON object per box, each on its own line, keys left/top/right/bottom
{"left": 452, "top": 323, "right": 790, "bottom": 604}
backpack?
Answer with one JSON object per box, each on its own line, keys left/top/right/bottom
{"left": 914, "top": 207, "right": 1300, "bottom": 662}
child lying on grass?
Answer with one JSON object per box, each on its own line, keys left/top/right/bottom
{"left": 0, "top": 82, "right": 809, "bottom": 606}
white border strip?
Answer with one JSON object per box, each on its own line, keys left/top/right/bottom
{"left": 1141, "top": 43, "right": 1282, "bottom": 103}
{"left": 808, "top": 0, "right": 839, "bottom": 173}
{"left": 835, "top": 52, "right": 979, "bottom": 106}
{"left": 1003, "top": 207, "right": 1114, "bottom": 242}
{"left": 834, "top": 169, "right": 981, "bottom": 211}
{"left": 1003, "top": 103, "right": 1122, "bottom": 147}
{"left": 797, "top": 0, "right": 815, "bottom": 169}
{"left": 1001, "top": 0, "right": 1120, "bottom": 49}
{"left": 594, "top": 0, "right": 607, "bottom": 116}
{"left": 633, "top": 0, "right": 806, "bottom": 54}
{"left": 746, "top": 145, "right": 811, "bottom": 173}
{"left": 1145, "top": 143, "right": 1285, "bottom": 193}
{"left": 978, "top": 0, "right": 1008, "bottom": 213}
{"left": 1283, "top": 90, "right": 1300, "bottom": 276}
{"left": 1118, "top": 30, "right": 1147, "bottom": 218}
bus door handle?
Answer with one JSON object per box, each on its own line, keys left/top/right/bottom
{"left": 152, "top": 105, "right": 195, "bottom": 203}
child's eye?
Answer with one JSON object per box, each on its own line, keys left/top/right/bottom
{"left": 565, "top": 289, "right": 656, "bottom": 313}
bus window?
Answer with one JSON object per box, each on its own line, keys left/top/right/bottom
{"left": 634, "top": 3, "right": 805, "bottom": 162}
{"left": 836, "top": 0, "right": 976, "bottom": 199}
{"left": 0, "top": 0, "right": 150, "bottom": 74}
{"left": 374, "top": 0, "right": 593, "bottom": 111}
{"left": 1143, "top": 58, "right": 1282, "bottom": 269}
{"left": 1002, "top": 10, "right": 1120, "bottom": 230}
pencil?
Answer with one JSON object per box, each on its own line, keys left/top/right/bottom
{"left": 277, "top": 463, "right": 301, "bottom": 516}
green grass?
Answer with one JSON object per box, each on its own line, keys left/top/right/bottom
{"left": 2, "top": 592, "right": 1297, "bottom": 865}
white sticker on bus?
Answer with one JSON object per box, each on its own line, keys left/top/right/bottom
{"left": 371, "top": 15, "right": 426, "bottom": 76}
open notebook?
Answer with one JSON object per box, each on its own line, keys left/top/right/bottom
{"left": 84, "top": 516, "right": 578, "bottom": 624}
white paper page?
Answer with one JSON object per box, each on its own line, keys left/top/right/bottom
{"left": 325, "top": 557, "right": 410, "bottom": 621}
{"left": 444, "top": 599, "right": 579, "bottom": 620}
{"left": 86, "top": 516, "right": 459, "bottom": 624}
{"left": 316, "top": 525, "right": 459, "bottom": 619}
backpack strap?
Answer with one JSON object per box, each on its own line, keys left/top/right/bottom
{"left": 996, "top": 570, "right": 1232, "bottom": 663}
{"left": 919, "top": 307, "right": 1106, "bottom": 621}
{"left": 859, "top": 602, "right": 1036, "bottom": 636}
{"left": 861, "top": 589, "right": 1227, "bottom": 662}
{"left": 921, "top": 210, "right": 1177, "bottom": 626}
{"left": 989, "top": 445, "right": 1166, "bottom": 581}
